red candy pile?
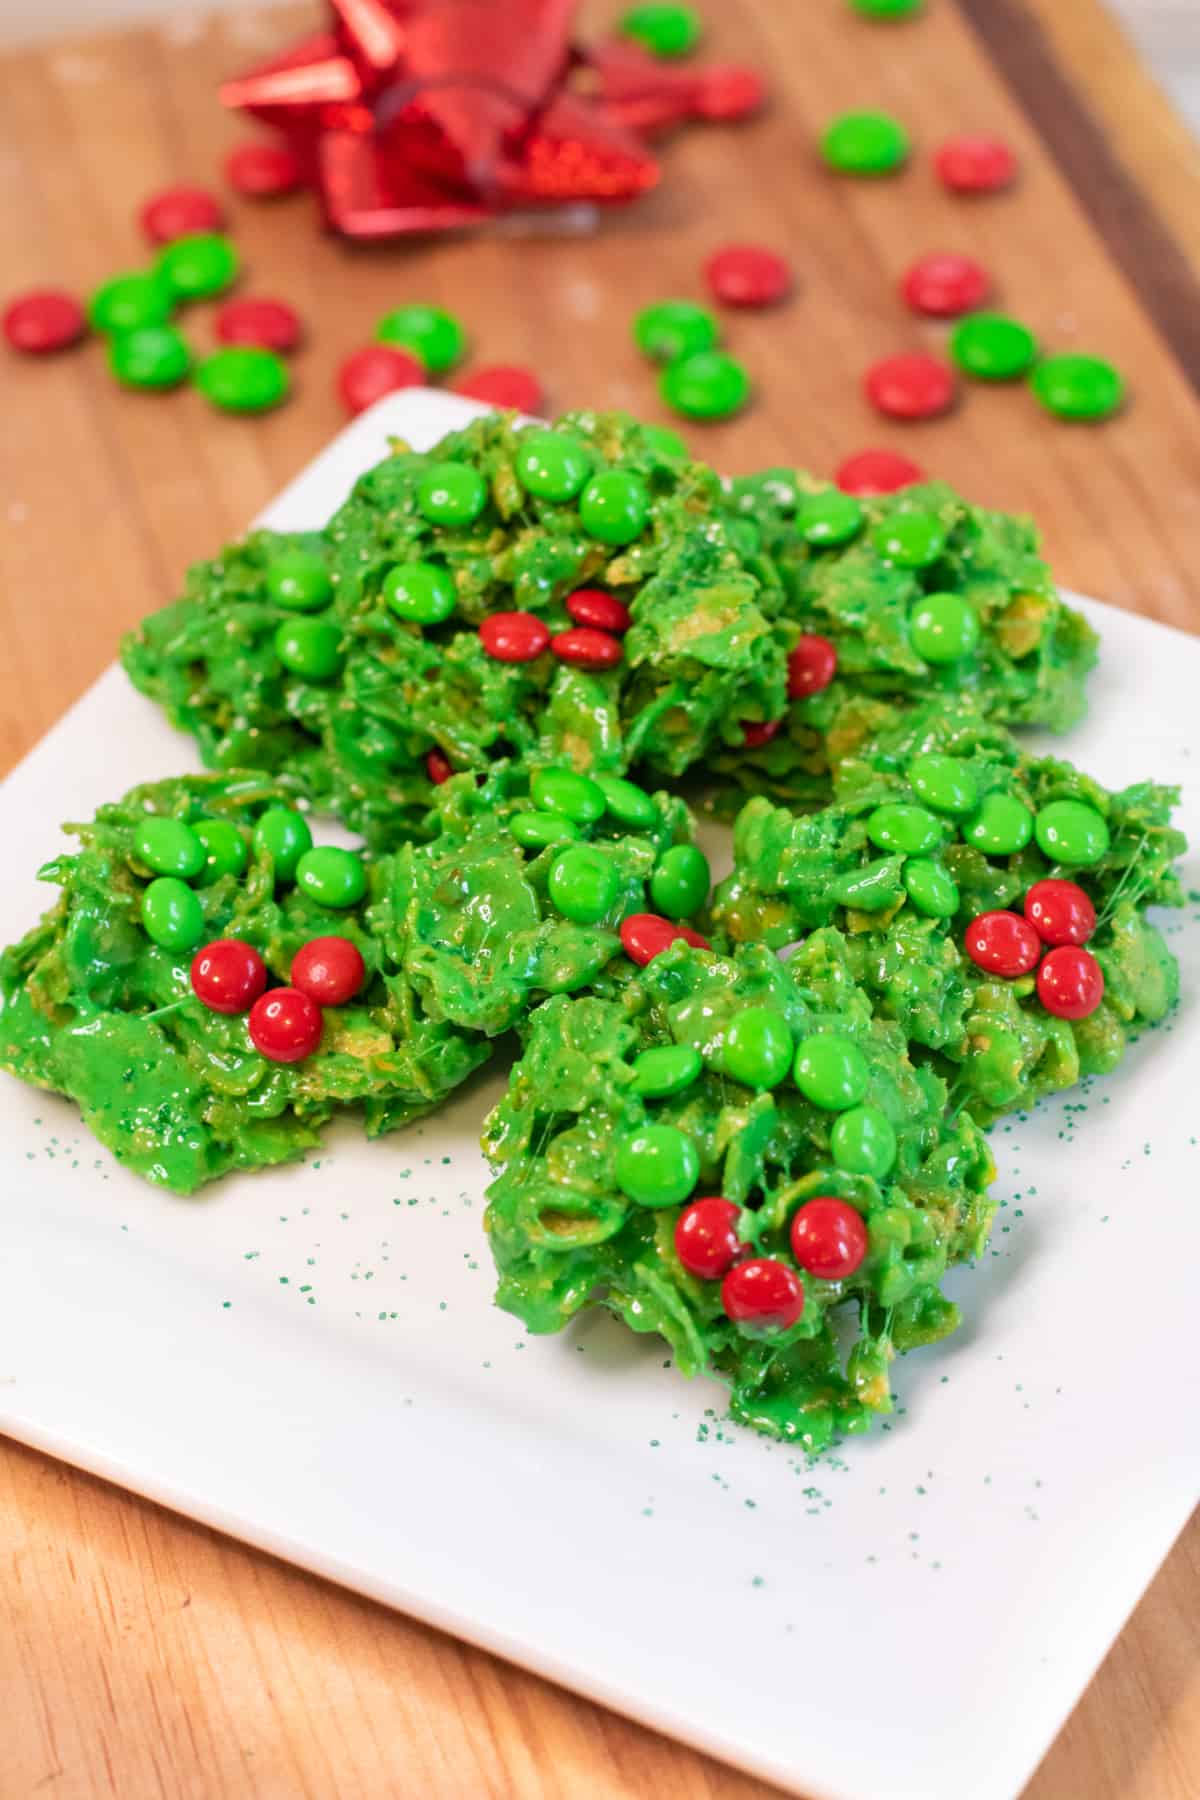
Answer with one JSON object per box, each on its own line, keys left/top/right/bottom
{"left": 190, "top": 931, "right": 366, "bottom": 1063}
{"left": 963, "top": 878, "right": 1105, "bottom": 1020}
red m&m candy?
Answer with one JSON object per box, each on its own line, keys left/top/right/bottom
{"left": 935, "top": 133, "right": 1018, "bottom": 194}
{"left": 337, "top": 344, "right": 424, "bottom": 416}
{"left": 901, "top": 252, "right": 992, "bottom": 319}
{"left": 139, "top": 186, "right": 225, "bottom": 245}
{"left": 291, "top": 935, "right": 366, "bottom": 1006}
{"left": 789, "top": 1197, "right": 868, "bottom": 1280}
{"left": 675, "top": 1197, "right": 742, "bottom": 1279}
{"left": 1037, "top": 945, "right": 1104, "bottom": 1020}
{"left": 704, "top": 244, "right": 792, "bottom": 308}
{"left": 216, "top": 297, "right": 302, "bottom": 352}
{"left": 248, "top": 986, "right": 323, "bottom": 1062}
{"left": 964, "top": 910, "right": 1041, "bottom": 978}
{"left": 865, "top": 352, "right": 956, "bottom": 421}
{"left": 1024, "top": 878, "right": 1096, "bottom": 946}
{"left": 566, "top": 589, "right": 632, "bottom": 633}
{"left": 479, "top": 611, "right": 550, "bottom": 663}
{"left": 836, "top": 448, "right": 925, "bottom": 494}
{"left": 696, "top": 65, "right": 766, "bottom": 121}
{"left": 426, "top": 748, "right": 454, "bottom": 785}
{"left": 4, "top": 289, "right": 87, "bottom": 355}
{"left": 453, "top": 364, "right": 543, "bottom": 412}
{"left": 742, "top": 718, "right": 782, "bottom": 748}
{"left": 619, "top": 913, "right": 711, "bottom": 966}
{"left": 551, "top": 626, "right": 623, "bottom": 670}
{"left": 190, "top": 938, "right": 268, "bottom": 1014}
{"left": 226, "top": 141, "right": 303, "bottom": 196}
{"left": 721, "top": 1257, "right": 804, "bottom": 1333}
{"left": 787, "top": 634, "right": 838, "bottom": 699}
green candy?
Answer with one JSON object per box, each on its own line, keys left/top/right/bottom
{"left": 866, "top": 802, "right": 942, "bottom": 855}
{"left": 275, "top": 617, "right": 342, "bottom": 681}
{"left": 821, "top": 110, "right": 909, "bottom": 175}
{"left": 722, "top": 1007, "right": 793, "bottom": 1090}
{"left": 417, "top": 461, "right": 488, "bottom": 526}
{"left": 513, "top": 431, "right": 591, "bottom": 502}
{"left": 510, "top": 811, "right": 582, "bottom": 850}
{"left": 579, "top": 469, "right": 650, "bottom": 545}
{"left": 195, "top": 347, "right": 289, "bottom": 414}
{"left": 266, "top": 551, "right": 333, "bottom": 612}
{"left": 156, "top": 233, "right": 239, "bottom": 302}
{"left": 619, "top": 2, "right": 701, "bottom": 55}
{"left": 253, "top": 806, "right": 312, "bottom": 880}
{"left": 796, "top": 489, "right": 863, "bottom": 547}
{"left": 849, "top": 0, "right": 922, "bottom": 15}
{"left": 950, "top": 314, "right": 1038, "bottom": 381}
{"left": 296, "top": 845, "right": 367, "bottom": 908}
{"left": 596, "top": 774, "right": 657, "bottom": 831}
{"left": 1035, "top": 799, "right": 1110, "bottom": 866}
{"left": 831, "top": 1104, "right": 898, "bottom": 1178}
{"left": 1030, "top": 354, "right": 1124, "bottom": 421}
{"left": 134, "top": 816, "right": 206, "bottom": 880}
{"left": 88, "top": 272, "right": 172, "bottom": 335}
{"left": 108, "top": 325, "right": 191, "bottom": 391}
{"left": 140, "top": 876, "right": 204, "bottom": 951}
{"left": 193, "top": 818, "right": 248, "bottom": 882}
{"left": 383, "top": 561, "right": 456, "bottom": 624}
{"left": 631, "top": 1043, "right": 703, "bottom": 1098}
{"left": 640, "top": 423, "right": 690, "bottom": 460}
{"left": 530, "top": 767, "right": 606, "bottom": 826}
{"left": 634, "top": 299, "right": 719, "bottom": 363}
{"left": 376, "top": 304, "right": 466, "bottom": 373}
{"left": 909, "top": 591, "right": 981, "bottom": 664}
{"left": 871, "top": 510, "right": 946, "bottom": 568}
{"left": 660, "top": 350, "right": 750, "bottom": 421}
{"left": 907, "top": 752, "right": 978, "bottom": 815}
{"left": 650, "top": 843, "right": 710, "bottom": 919}
{"left": 794, "top": 1034, "right": 870, "bottom": 1111}
{"left": 963, "top": 791, "right": 1033, "bottom": 855}
{"left": 549, "top": 845, "right": 620, "bottom": 924}
{"left": 903, "top": 857, "right": 959, "bottom": 917}
{"left": 614, "top": 1123, "right": 700, "bottom": 1207}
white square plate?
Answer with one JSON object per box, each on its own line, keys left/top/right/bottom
{"left": 2, "top": 391, "right": 1197, "bottom": 1800}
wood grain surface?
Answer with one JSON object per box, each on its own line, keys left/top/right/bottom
{"left": 1, "top": 1, "right": 1197, "bottom": 1795}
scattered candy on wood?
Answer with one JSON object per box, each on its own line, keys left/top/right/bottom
{"left": 109, "top": 325, "right": 192, "bottom": 391}
{"left": 660, "top": 348, "right": 750, "bottom": 419}
{"left": 4, "top": 289, "right": 87, "bottom": 354}
{"left": 215, "top": 297, "right": 302, "bottom": 352}
{"left": 157, "top": 232, "right": 240, "bottom": 303}
{"left": 139, "top": 186, "right": 225, "bottom": 245}
{"left": 835, "top": 447, "right": 925, "bottom": 494}
{"left": 821, "top": 109, "right": 909, "bottom": 175}
{"left": 88, "top": 271, "right": 173, "bottom": 335}
{"left": 634, "top": 298, "right": 719, "bottom": 363}
{"left": 337, "top": 344, "right": 425, "bottom": 415}
{"left": 225, "top": 140, "right": 303, "bottom": 196}
{"left": 703, "top": 244, "right": 792, "bottom": 308}
{"left": 865, "top": 351, "right": 956, "bottom": 421}
{"left": 934, "top": 133, "right": 1017, "bottom": 194}
{"left": 1031, "top": 353, "right": 1124, "bottom": 421}
{"left": 619, "top": 3, "right": 703, "bottom": 57}
{"left": 376, "top": 304, "right": 467, "bottom": 374}
{"left": 950, "top": 312, "right": 1038, "bottom": 380}
{"left": 196, "top": 344, "right": 290, "bottom": 412}
{"left": 849, "top": 0, "right": 923, "bottom": 16}
{"left": 901, "top": 251, "right": 991, "bottom": 318}
{"left": 452, "top": 364, "right": 544, "bottom": 412}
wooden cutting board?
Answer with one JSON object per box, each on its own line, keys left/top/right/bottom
{"left": 1, "top": 1, "right": 1197, "bottom": 1795}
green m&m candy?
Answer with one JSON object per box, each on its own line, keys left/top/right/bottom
{"left": 109, "top": 325, "right": 191, "bottom": 390}
{"left": 794, "top": 1034, "right": 870, "bottom": 1111}
{"left": 907, "top": 752, "right": 978, "bottom": 815}
{"left": 797, "top": 489, "right": 863, "bottom": 547}
{"left": 579, "top": 469, "right": 650, "bottom": 544}
{"left": 650, "top": 843, "right": 710, "bottom": 918}
{"left": 253, "top": 806, "right": 312, "bottom": 880}
{"left": 513, "top": 431, "right": 591, "bottom": 502}
{"left": 383, "top": 561, "right": 456, "bottom": 624}
{"left": 1030, "top": 354, "right": 1124, "bottom": 421}
{"left": 821, "top": 110, "right": 910, "bottom": 175}
{"left": 549, "top": 845, "right": 620, "bottom": 924}
{"left": 950, "top": 313, "right": 1038, "bottom": 381}
{"left": 849, "top": 0, "right": 922, "bottom": 16}
{"left": 531, "top": 767, "right": 606, "bottom": 826}
{"left": 196, "top": 346, "right": 289, "bottom": 413}
{"left": 1034, "top": 799, "right": 1110, "bottom": 866}
{"left": 376, "top": 304, "right": 466, "bottom": 373}
{"left": 634, "top": 299, "right": 718, "bottom": 363}
{"left": 909, "top": 592, "right": 981, "bottom": 664}
{"left": 723, "top": 1007, "right": 793, "bottom": 1090}
{"left": 866, "top": 802, "right": 942, "bottom": 856}
{"left": 660, "top": 350, "right": 750, "bottom": 420}
{"left": 266, "top": 550, "right": 333, "bottom": 612}
{"left": 193, "top": 818, "right": 248, "bottom": 882}
{"left": 141, "top": 876, "right": 205, "bottom": 951}
{"left": 831, "top": 1104, "right": 898, "bottom": 1179}
{"left": 417, "top": 461, "right": 488, "bottom": 526}
{"left": 157, "top": 233, "right": 239, "bottom": 301}
{"left": 596, "top": 774, "right": 657, "bottom": 831}
{"left": 870, "top": 510, "right": 946, "bottom": 568}
{"left": 903, "top": 857, "right": 959, "bottom": 917}
{"left": 640, "top": 423, "right": 690, "bottom": 460}
{"left": 134, "top": 816, "right": 206, "bottom": 880}
{"left": 615, "top": 1123, "right": 700, "bottom": 1206}
{"left": 88, "top": 272, "right": 172, "bottom": 335}
{"left": 631, "top": 1043, "right": 703, "bottom": 1098}
{"left": 296, "top": 845, "right": 367, "bottom": 908}
{"left": 963, "top": 791, "right": 1033, "bottom": 855}
{"left": 275, "top": 617, "right": 342, "bottom": 680}
{"left": 619, "top": 3, "right": 701, "bottom": 55}
{"left": 510, "top": 811, "right": 582, "bottom": 850}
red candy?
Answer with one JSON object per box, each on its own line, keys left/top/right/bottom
{"left": 935, "top": 134, "right": 1018, "bottom": 195}
{"left": 675, "top": 1197, "right": 742, "bottom": 1279}
{"left": 551, "top": 626, "right": 623, "bottom": 670}
{"left": 721, "top": 1258, "right": 804, "bottom": 1333}
{"left": 787, "top": 634, "right": 838, "bottom": 700}
{"left": 565, "top": 588, "right": 632, "bottom": 633}
{"left": 836, "top": 448, "right": 925, "bottom": 495}
{"left": 479, "top": 611, "right": 551, "bottom": 663}
{"left": 291, "top": 935, "right": 366, "bottom": 1006}
{"left": 1037, "top": 945, "right": 1104, "bottom": 1020}
{"left": 1024, "top": 878, "right": 1096, "bottom": 947}
{"left": 901, "top": 252, "right": 992, "bottom": 319}
{"left": 226, "top": 141, "right": 303, "bottom": 196}
{"left": 425, "top": 748, "right": 453, "bottom": 785}
{"left": 190, "top": 938, "right": 268, "bottom": 1015}
{"left": 248, "top": 986, "right": 323, "bottom": 1063}
{"left": 697, "top": 66, "right": 766, "bottom": 122}
{"left": 789, "top": 1197, "right": 868, "bottom": 1281}
{"left": 704, "top": 244, "right": 792, "bottom": 309}
{"left": 453, "top": 364, "right": 544, "bottom": 412}
{"left": 337, "top": 344, "right": 425, "bottom": 416}
{"left": 742, "top": 718, "right": 782, "bottom": 748}
{"left": 139, "top": 185, "right": 224, "bottom": 245}
{"left": 965, "top": 910, "right": 1042, "bottom": 978}
{"left": 865, "top": 352, "right": 956, "bottom": 422}
{"left": 3, "top": 289, "right": 86, "bottom": 355}
{"left": 619, "top": 913, "right": 711, "bottom": 967}
{"left": 216, "top": 297, "right": 302, "bottom": 352}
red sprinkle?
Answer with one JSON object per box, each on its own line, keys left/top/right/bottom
{"left": 190, "top": 938, "right": 268, "bottom": 1015}
{"left": 901, "top": 251, "right": 992, "bottom": 319}
{"left": 787, "top": 634, "right": 838, "bottom": 700}
{"left": 935, "top": 134, "right": 1018, "bottom": 195}
{"left": 337, "top": 344, "right": 425, "bottom": 416}
{"left": 216, "top": 297, "right": 303, "bottom": 352}
{"left": 551, "top": 626, "right": 623, "bottom": 670}
{"left": 1024, "top": 878, "right": 1096, "bottom": 947}
{"left": 1036, "top": 945, "right": 1105, "bottom": 1020}
{"left": 3, "top": 289, "right": 86, "bottom": 355}
{"left": 453, "top": 364, "right": 544, "bottom": 412}
{"left": 479, "top": 611, "right": 551, "bottom": 663}
{"left": 226, "top": 140, "right": 304, "bottom": 197}
{"left": 619, "top": 913, "right": 711, "bottom": 967}
{"left": 721, "top": 1258, "right": 804, "bottom": 1333}
{"left": 865, "top": 352, "right": 957, "bottom": 422}
{"left": 139, "top": 185, "right": 225, "bottom": 245}
{"left": 425, "top": 748, "right": 453, "bottom": 785}
{"left": 835, "top": 448, "right": 925, "bottom": 495}
{"left": 675, "top": 1197, "right": 742, "bottom": 1280}
{"left": 790, "top": 1197, "right": 868, "bottom": 1281}
{"left": 965, "top": 910, "right": 1042, "bottom": 978}
{"left": 704, "top": 244, "right": 792, "bottom": 308}
{"left": 566, "top": 588, "right": 632, "bottom": 633}
{"left": 742, "top": 718, "right": 782, "bottom": 748}
{"left": 291, "top": 935, "right": 366, "bottom": 1007}
{"left": 248, "top": 986, "right": 323, "bottom": 1063}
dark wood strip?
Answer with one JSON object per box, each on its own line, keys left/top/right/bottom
{"left": 956, "top": 0, "right": 1200, "bottom": 391}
